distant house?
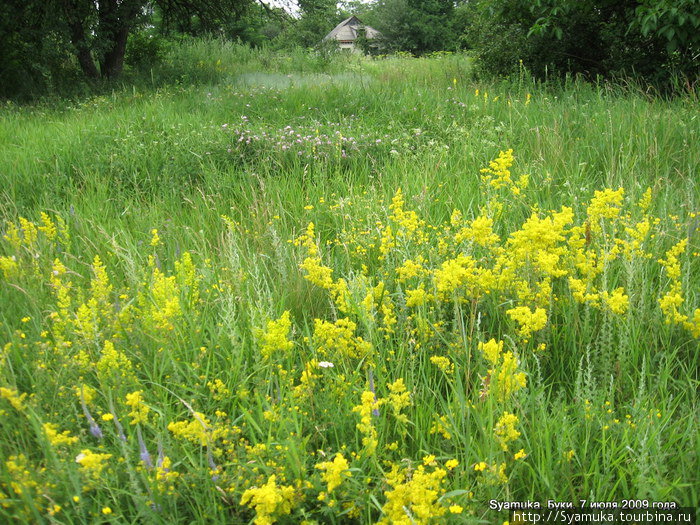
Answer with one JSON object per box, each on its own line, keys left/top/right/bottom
{"left": 322, "top": 16, "right": 382, "bottom": 52}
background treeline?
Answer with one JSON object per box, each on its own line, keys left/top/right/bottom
{"left": 1, "top": 0, "right": 699, "bottom": 100}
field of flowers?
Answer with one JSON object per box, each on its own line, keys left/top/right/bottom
{"left": 0, "top": 45, "right": 698, "bottom": 523}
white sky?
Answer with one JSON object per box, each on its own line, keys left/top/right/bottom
{"left": 263, "top": 0, "right": 374, "bottom": 16}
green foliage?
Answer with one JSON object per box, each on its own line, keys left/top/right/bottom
{"left": 635, "top": 0, "right": 700, "bottom": 53}
{"left": 463, "top": 0, "right": 699, "bottom": 88}
{"left": 289, "top": 0, "right": 340, "bottom": 48}
{"left": 366, "top": 0, "right": 456, "bottom": 55}
{"left": 0, "top": 1, "right": 83, "bottom": 100}
{"left": 1, "top": 0, "right": 279, "bottom": 100}
{"left": 124, "top": 30, "right": 168, "bottom": 71}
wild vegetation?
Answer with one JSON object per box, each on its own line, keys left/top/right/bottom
{"left": 3, "top": 0, "right": 699, "bottom": 100}
{"left": 0, "top": 42, "right": 698, "bottom": 523}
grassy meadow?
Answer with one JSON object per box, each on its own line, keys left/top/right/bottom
{"left": 0, "top": 41, "right": 698, "bottom": 523}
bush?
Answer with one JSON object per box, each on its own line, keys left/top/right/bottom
{"left": 125, "top": 31, "right": 168, "bottom": 71}
{"left": 463, "top": 0, "right": 699, "bottom": 89}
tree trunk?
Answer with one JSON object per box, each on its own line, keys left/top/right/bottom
{"left": 61, "top": 0, "right": 100, "bottom": 79}
{"left": 74, "top": 40, "right": 101, "bottom": 79}
{"left": 97, "top": 0, "right": 141, "bottom": 78}
{"left": 100, "top": 26, "right": 129, "bottom": 78}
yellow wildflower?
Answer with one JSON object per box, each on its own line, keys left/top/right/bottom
{"left": 430, "top": 355, "right": 454, "bottom": 374}
{"left": 506, "top": 305, "right": 547, "bottom": 337}
{"left": 96, "top": 340, "right": 134, "bottom": 382}
{"left": 43, "top": 423, "right": 79, "bottom": 447}
{"left": 313, "top": 318, "right": 372, "bottom": 360}
{"left": 478, "top": 338, "right": 504, "bottom": 366}
{"left": 315, "top": 453, "right": 351, "bottom": 493}
{"left": 240, "top": 475, "right": 296, "bottom": 525}
{"left": 257, "top": 311, "right": 294, "bottom": 360}
{"left": 454, "top": 215, "right": 499, "bottom": 246}
{"left": 602, "top": 287, "right": 629, "bottom": 315}
{"left": 494, "top": 412, "right": 520, "bottom": 451}
{"left": 0, "top": 387, "right": 26, "bottom": 410}
{"left": 125, "top": 391, "right": 149, "bottom": 425}
{"left": 352, "top": 391, "right": 382, "bottom": 455}
{"left": 386, "top": 378, "right": 411, "bottom": 424}
{"left": 168, "top": 412, "right": 224, "bottom": 446}
{"left": 150, "top": 228, "right": 161, "bottom": 247}
{"left": 587, "top": 188, "right": 624, "bottom": 231}
{"left": 75, "top": 449, "right": 112, "bottom": 477}
{"left": 378, "top": 463, "right": 448, "bottom": 524}
{"left": 514, "top": 449, "right": 527, "bottom": 460}
{"left": 480, "top": 149, "right": 515, "bottom": 190}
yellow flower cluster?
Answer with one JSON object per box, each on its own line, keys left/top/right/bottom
{"left": 478, "top": 339, "right": 527, "bottom": 401}
{"left": 240, "top": 474, "right": 296, "bottom": 525}
{"left": 473, "top": 461, "right": 509, "bottom": 485}
{"left": 154, "top": 456, "right": 180, "bottom": 494}
{"left": 125, "top": 391, "right": 149, "bottom": 425}
{"left": 168, "top": 412, "right": 225, "bottom": 446}
{"left": 361, "top": 280, "right": 397, "bottom": 335}
{"left": 313, "top": 318, "right": 372, "bottom": 360}
{"left": 587, "top": 188, "right": 624, "bottom": 231}
{"left": 75, "top": 449, "right": 112, "bottom": 478}
{"left": 429, "top": 415, "right": 452, "bottom": 440}
{"left": 507, "top": 207, "right": 573, "bottom": 280}
{"left": 143, "top": 265, "right": 182, "bottom": 332}
{"left": 454, "top": 215, "right": 500, "bottom": 247}
{"left": 4, "top": 454, "right": 39, "bottom": 496}
{"left": 293, "top": 359, "right": 321, "bottom": 400}
{"left": 396, "top": 257, "right": 426, "bottom": 282}
{"left": 658, "top": 239, "right": 689, "bottom": 324}
{"left": 602, "top": 287, "right": 629, "bottom": 315}
{"left": 433, "top": 254, "right": 478, "bottom": 298}
{"left": 0, "top": 387, "right": 26, "bottom": 411}
{"left": 43, "top": 423, "right": 78, "bottom": 447}
{"left": 0, "top": 255, "right": 18, "bottom": 279}
{"left": 386, "top": 378, "right": 412, "bottom": 424}
{"left": 480, "top": 149, "right": 514, "bottom": 190}
{"left": 295, "top": 222, "right": 349, "bottom": 312}
{"left": 207, "top": 378, "right": 231, "bottom": 401}
{"left": 389, "top": 188, "right": 427, "bottom": 243}
{"left": 96, "top": 340, "right": 135, "bottom": 382}
{"left": 174, "top": 251, "right": 202, "bottom": 308}
{"left": 315, "top": 453, "right": 351, "bottom": 494}
{"left": 257, "top": 311, "right": 294, "bottom": 360}
{"left": 378, "top": 462, "right": 451, "bottom": 524}
{"left": 506, "top": 306, "right": 548, "bottom": 338}
{"left": 352, "top": 391, "right": 382, "bottom": 455}
{"left": 494, "top": 412, "right": 521, "bottom": 451}
{"left": 430, "top": 355, "right": 454, "bottom": 374}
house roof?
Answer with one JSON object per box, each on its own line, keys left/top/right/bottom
{"left": 323, "top": 16, "right": 381, "bottom": 42}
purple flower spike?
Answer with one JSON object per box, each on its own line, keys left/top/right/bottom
{"left": 80, "top": 387, "right": 103, "bottom": 440}
{"left": 207, "top": 449, "right": 220, "bottom": 481}
{"left": 137, "top": 427, "right": 152, "bottom": 468}
{"left": 89, "top": 421, "right": 103, "bottom": 439}
{"left": 113, "top": 412, "right": 127, "bottom": 442}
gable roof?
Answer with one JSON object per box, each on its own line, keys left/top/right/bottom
{"left": 323, "top": 16, "right": 381, "bottom": 42}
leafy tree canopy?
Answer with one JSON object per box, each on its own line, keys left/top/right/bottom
{"left": 0, "top": 0, "right": 278, "bottom": 98}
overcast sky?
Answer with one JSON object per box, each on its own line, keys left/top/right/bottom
{"left": 264, "top": 0, "right": 373, "bottom": 16}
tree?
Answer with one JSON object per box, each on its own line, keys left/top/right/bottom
{"left": 462, "top": 0, "right": 699, "bottom": 86}
{"left": 364, "top": 0, "right": 456, "bottom": 55}
{"left": 292, "top": 0, "right": 340, "bottom": 48}
{"left": 1, "top": 0, "right": 267, "bottom": 85}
